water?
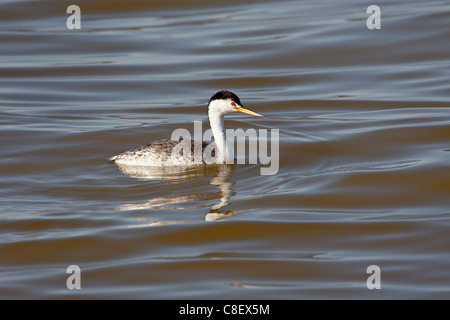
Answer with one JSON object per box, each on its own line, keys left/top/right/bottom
{"left": 1, "top": 0, "right": 449, "bottom": 299}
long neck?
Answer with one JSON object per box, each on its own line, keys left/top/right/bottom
{"left": 208, "top": 110, "right": 228, "bottom": 163}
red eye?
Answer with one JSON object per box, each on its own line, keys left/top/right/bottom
{"left": 231, "top": 102, "right": 236, "bottom": 107}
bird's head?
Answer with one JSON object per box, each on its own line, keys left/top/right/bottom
{"left": 208, "top": 90, "right": 262, "bottom": 117}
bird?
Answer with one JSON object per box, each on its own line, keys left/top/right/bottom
{"left": 109, "top": 90, "right": 262, "bottom": 166}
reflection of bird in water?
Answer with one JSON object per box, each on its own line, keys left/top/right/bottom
{"left": 115, "top": 164, "right": 247, "bottom": 222}
{"left": 109, "top": 91, "right": 262, "bottom": 166}
{"left": 205, "top": 165, "right": 235, "bottom": 221}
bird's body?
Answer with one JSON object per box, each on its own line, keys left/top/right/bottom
{"left": 109, "top": 138, "right": 212, "bottom": 166}
{"left": 109, "top": 91, "right": 262, "bottom": 166}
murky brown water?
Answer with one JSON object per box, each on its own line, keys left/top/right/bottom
{"left": 1, "top": 0, "right": 450, "bottom": 299}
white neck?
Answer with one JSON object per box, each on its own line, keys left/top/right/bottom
{"left": 208, "top": 109, "right": 231, "bottom": 163}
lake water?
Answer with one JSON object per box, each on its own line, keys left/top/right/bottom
{"left": 1, "top": 0, "right": 449, "bottom": 299}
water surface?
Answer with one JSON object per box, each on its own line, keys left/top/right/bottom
{"left": 1, "top": 0, "right": 450, "bottom": 299}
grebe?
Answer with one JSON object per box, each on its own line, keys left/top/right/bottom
{"left": 109, "top": 91, "right": 262, "bottom": 166}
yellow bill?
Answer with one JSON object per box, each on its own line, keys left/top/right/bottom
{"left": 235, "top": 106, "right": 263, "bottom": 117}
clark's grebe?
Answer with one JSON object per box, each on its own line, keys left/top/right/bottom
{"left": 109, "top": 91, "right": 262, "bottom": 166}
